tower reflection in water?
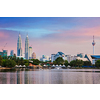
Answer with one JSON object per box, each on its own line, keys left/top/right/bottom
{"left": 1, "top": 69, "right": 100, "bottom": 84}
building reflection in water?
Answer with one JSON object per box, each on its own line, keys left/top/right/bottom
{"left": 7, "top": 72, "right": 10, "bottom": 84}
{"left": 1, "top": 69, "right": 100, "bottom": 84}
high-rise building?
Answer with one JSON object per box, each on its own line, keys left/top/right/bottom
{"left": 32, "top": 52, "right": 36, "bottom": 59}
{"left": 17, "top": 33, "right": 22, "bottom": 56}
{"left": 25, "top": 34, "right": 29, "bottom": 59}
{"left": 51, "top": 54, "right": 55, "bottom": 62}
{"left": 10, "top": 50, "right": 14, "bottom": 56}
{"left": 29, "top": 47, "right": 32, "bottom": 59}
{"left": 0, "top": 50, "right": 7, "bottom": 57}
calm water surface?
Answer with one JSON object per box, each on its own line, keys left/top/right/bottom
{"left": 0, "top": 68, "right": 100, "bottom": 84}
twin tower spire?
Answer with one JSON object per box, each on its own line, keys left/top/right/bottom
{"left": 17, "top": 33, "right": 29, "bottom": 59}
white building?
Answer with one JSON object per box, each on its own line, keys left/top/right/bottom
{"left": 51, "top": 52, "right": 65, "bottom": 62}
{"left": 84, "top": 54, "right": 100, "bottom": 64}
{"left": 40, "top": 55, "right": 50, "bottom": 62}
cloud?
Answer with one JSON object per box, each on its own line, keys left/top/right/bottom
{"left": 0, "top": 17, "right": 100, "bottom": 56}
{"left": 0, "top": 32, "right": 9, "bottom": 39}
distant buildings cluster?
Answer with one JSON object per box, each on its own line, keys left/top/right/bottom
{"left": 40, "top": 55, "right": 51, "bottom": 62}
{"left": 51, "top": 52, "right": 100, "bottom": 64}
{"left": 0, "top": 34, "right": 36, "bottom": 60}
{"left": 0, "top": 34, "right": 100, "bottom": 64}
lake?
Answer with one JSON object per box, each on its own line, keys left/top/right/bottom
{"left": 0, "top": 68, "right": 100, "bottom": 84}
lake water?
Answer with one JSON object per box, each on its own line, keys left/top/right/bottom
{"left": 0, "top": 68, "right": 100, "bottom": 84}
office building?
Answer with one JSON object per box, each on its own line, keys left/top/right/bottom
{"left": 32, "top": 52, "right": 36, "bottom": 59}
{"left": 29, "top": 47, "right": 32, "bottom": 59}
{"left": 25, "top": 34, "right": 29, "bottom": 59}
{"left": 40, "top": 55, "right": 50, "bottom": 62}
{"left": 0, "top": 50, "right": 7, "bottom": 57}
{"left": 17, "top": 33, "right": 22, "bottom": 56}
{"left": 10, "top": 50, "right": 14, "bottom": 56}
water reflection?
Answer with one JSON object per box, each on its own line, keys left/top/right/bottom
{"left": 0, "top": 69, "right": 100, "bottom": 84}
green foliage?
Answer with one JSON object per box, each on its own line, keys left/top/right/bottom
{"left": 95, "top": 60, "right": 100, "bottom": 68}
{"left": 0, "top": 55, "right": 3, "bottom": 66}
{"left": 31, "top": 59, "right": 40, "bottom": 65}
{"left": 19, "top": 58, "right": 24, "bottom": 65}
{"left": 64, "top": 60, "right": 68, "bottom": 67}
{"left": 25, "top": 63, "right": 29, "bottom": 67}
{"left": 70, "top": 59, "right": 84, "bottom": 67}
{"left": 76, "top": 59, "right": 84, "bottom": 67}
{"left": 2, "top": 59, "right": 7, "bottom": 67}
{"left": 55, "top": 57, "right": 64, "bottom": 65}
{"left": 53, "top": 61, "right": 57, "bottom": 65}
{"left": 24, "top": 59, "right": 29, "bottom": 63}
{"left": 70, "top": 60, "right": 77, "bottom": 67}
{"left": 2, "top": 59, "right": 16, "bottom": 67}
{"left": 12, "top": 54, "right": 16, "bottom": 61}
{"left": 16, "top": 57, "right": 20, "bottom": 65}
{"left": 2, "top": 56, "right": 7, "bottom": 59}
{"left": 83, "top": 61, "right": 92, "bottom": 66}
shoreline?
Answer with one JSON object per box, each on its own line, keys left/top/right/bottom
{"left": 0, "top": 67, "right": 12, "bottom": 69}
{"left": 0, "top": 67, "right": 100, "bottom": 70}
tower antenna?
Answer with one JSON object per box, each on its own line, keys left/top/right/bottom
{"left": 92, "top": 35, "right": 96, "bottom": 54}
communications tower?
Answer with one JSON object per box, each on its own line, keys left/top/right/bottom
{"left": 92, "top": 35, "right": 96, "bottom": 54}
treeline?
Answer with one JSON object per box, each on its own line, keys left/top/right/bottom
{"left": 69, "top": 59, "right": 92, "bottom": 68}
{"left": 0, "top": 55, "right": 40, "bottom": 68}
{"left": 53, "top": 57, "right": 100, "bottom": 68}
{"left": 53, "top": 57, "right": 69, "bottom": 66}
{"left": 1, "top": 55, "right": 100, "bottom": 68}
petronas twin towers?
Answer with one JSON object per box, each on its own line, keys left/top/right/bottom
{"left": 17, "top": 33, "right": 29, "bottom": 59}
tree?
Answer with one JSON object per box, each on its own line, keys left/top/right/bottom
{"left": 25, "top": 63, "right": 29, "bottom": 67}
{"left": 7, "top": 60, "right": 16, "bottom": 67}
{"left": 55, "top": 57, "right": 64, "bottom": 65}
{"left": 2, "top": 59, "right": 16, "bottom": 67}
{"left": 70, "top": 59, "right": 84, "bottom": 68}
{"left": 12, "top": 54, "right": 16, "bottom": 61}
{"left": 70, "top": 60, "right": 77, "bottom": 67}
{"left": 2, "top": 59, "right": 7, "bottom": 67}
{"left": 24, "top": 59, "right": 29, "bottom": 63}
{"left": 76, "top": 59, "right": 83, "bottom": 67}
{"left": 53, "top": 61, "right": 57, "bottom": 65}
{"left": 16, "top": 57, "right": 20, "bottom": 65}
{"left": 95, "top": 60, "right": 100, "bottom": 68}
{"left": 83, "top": 61, "right": 92, "bottom": 66}
{"left": 31, "top": 59, "right": 40, "bottom": 65}
{"left": 64, "top": 60, "right": 68, "bottom": 67}
{"left": 0, "top": 55, "right": 3, "bottom": 66}
{"left": 19, "top": 58, "right": 24, "bottom": 65}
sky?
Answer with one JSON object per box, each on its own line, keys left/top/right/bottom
{"left": 0, "top": 17, "right": 100, "bottom": 57}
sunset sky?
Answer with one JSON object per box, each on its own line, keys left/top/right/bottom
{"left": 0, "top": 17, "right": 100, "bottom": 57}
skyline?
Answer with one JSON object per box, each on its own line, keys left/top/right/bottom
{"left": 0, "top": 17, "right": 100, "bottom": 57}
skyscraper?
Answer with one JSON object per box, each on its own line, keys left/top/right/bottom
{"left": 10, "top": 50, "right": 14, "bottom": 56}
{"left": 17, "top": 33, "right": 22, "bottom": 56}
{"left": 25, "top": 34, "right": 29, "bottom": 59}
{"left": 29, "top": 46, "right": 32, "bottom": 59}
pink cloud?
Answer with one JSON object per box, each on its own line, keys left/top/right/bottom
{"left": 0, "top": 32, "right": 9, "bottom": 39}
{"left": 29, "top": 26, "right": 100, "bottom": 56}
